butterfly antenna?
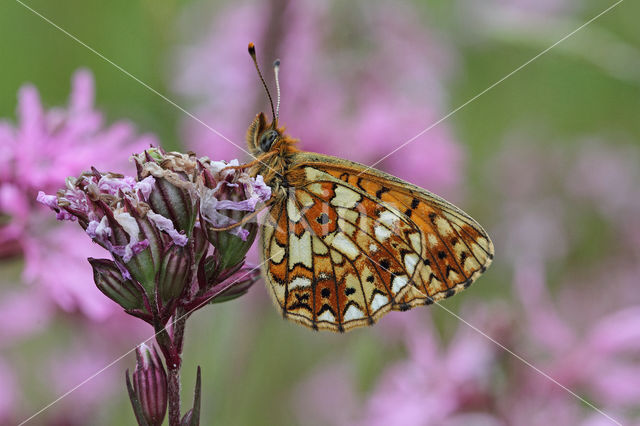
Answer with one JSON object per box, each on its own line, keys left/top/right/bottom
{"left": 273, "top": 59, "right": 281, "bottom": 119}
{"left": 248, "top": 43, "right": 277, "bottom": 123}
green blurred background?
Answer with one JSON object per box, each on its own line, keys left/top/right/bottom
{"left": 2, "top": 0, "right": 640, "bottom": 424}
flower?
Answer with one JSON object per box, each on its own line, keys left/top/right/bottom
{"left": 39, "top": 148, "right": 269, "bottom": 323}
{"left": 0, "top": 69, "right": 155, "bottom": 257}
{"left": 0, "top": 358, "right": 18, "bottom": 422}
{"left": 0, "top": 69, "right": 156, "bottom": 320}
{"left": 130, "top": 344, "right": 168, "bottom": 426}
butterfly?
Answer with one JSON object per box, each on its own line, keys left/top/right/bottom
{"left": 239, "top": 43, "right": 493, "bottom": 332}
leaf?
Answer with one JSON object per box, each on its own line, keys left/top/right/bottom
{"left": 181, "top": 366, "right": 202, "bottom": 426}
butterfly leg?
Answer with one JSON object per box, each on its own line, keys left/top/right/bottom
{"left": 221, "top": 151, "right": 277, "bottom": 172}
{"left": 206, "top": 199, "right": 275, "bottom": 232}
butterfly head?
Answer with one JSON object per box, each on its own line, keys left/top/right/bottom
{"left": 246, "top": 112, "right": 283, "bottom": 155}
{"left": 246, "top": 43, "right": 296, "bottom": 157}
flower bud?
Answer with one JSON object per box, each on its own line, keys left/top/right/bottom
{"left": 156, "top": 243, "right": 192, "bottom": 318}
{"left": 133, "top": 148, "right": 199, "bottom": 235}
{"left": 209, "top": 266, "right": 261, "bottom": 304}
{"left": 89, "top": 258, "right": 148, "bottom": 317}
{"left": 198, "top": 159, "right": 271, "bottom": 270}
{"left": 132, "top": 344, "right": 167, "bottom": 426}
{"left": 38, "top": 160, "right": 193, "bottom": 321}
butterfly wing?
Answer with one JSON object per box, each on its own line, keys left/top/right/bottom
{"left": 261, "top": 153, "right": 494, "bottom": 332}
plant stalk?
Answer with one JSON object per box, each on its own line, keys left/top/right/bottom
{"left": 167, "top": 365, "right": 181, "bottom": 425}
{"left": 157, "top": 306, "right": 189, "bottom": 426}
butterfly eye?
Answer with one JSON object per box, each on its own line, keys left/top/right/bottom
{"left": 259, "top": 130, "right": 279, "bottom": 152}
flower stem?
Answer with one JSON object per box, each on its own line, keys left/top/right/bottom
{"left": 155, "top": 305, "right": 189, "bottom": 426}
{"left": 167, "top": 365, "right": 181, "bottom": 425}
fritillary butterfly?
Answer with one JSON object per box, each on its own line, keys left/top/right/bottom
{"left": 244, "top": 43, "right": 493, "bottom": 332}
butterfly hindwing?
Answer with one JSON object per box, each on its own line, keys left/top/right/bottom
{"left": 261, "top": 152, "right": 493, "bottom": 332}
{"left": 262, "top": 172, "right": 431, "bottom": 331}
{"left": 294, "top": 154, "right": 493, "bottom": 308}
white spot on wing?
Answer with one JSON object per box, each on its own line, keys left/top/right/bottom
{"left": 331, "top": 185, "right": 362, "bottom": 208}
{"left": 392, "top": 275, "right": 409, "bottom": 293}
{"left": 404, "top": 253, "right": 419, "bottom": 275}
{"left": 287, "top": 197, "right": 301, "bottom": 222}
{"left": 289, "top": 277, "right": 311, "bottom": 289}
{"left": 369, "top": 243, "right": 378, "bottom": 253}
{"left": 409, "top": 232, "right": 421, "bottom": 252}
{"left": 428, "top": 234, "right": 438, "bottom": 247}
{"left": 435, "top": 216, "right": 454, "bottom": 236}
{"left": 331, "top": 232, "right": 359, "bottom": 260}
{"left": 339, "top": 207, "right": 359, "bottom": 224}
{"left": 371, "top": 294, "right": 388, "bottom": 312}
{"left": 289, "top": 232, "right": 312, "bottom": 269}
{"left": 312, "top": 235, "right": 328, "bottom": 255}
{"left": 270, "top": 239, "right": 285, "bottom": 263}
{"left": 308, "top": 183, "right": 328, "bottom": 197}
{"left": 344, "top": 305, "right": 365, "bottom": 321}
{"left": 304, "top": 167, "right": 326, "bottom": 181}
{"left": 297, "top": 190, "right": 314, "bottom": 208}
{"left": 337, "top": 218, "right": 357, "bottom": 237}
{"left": 378, "top": 211, "right": 399, "bottom": 228}
{"left": 375, "top": 225, "right": 391, "bottom": 242}
{"left": 330, "top": 249, "right": 343, "bottom": 264}
{"left": 318, "top": 310, "right": 335, "bottom": 322}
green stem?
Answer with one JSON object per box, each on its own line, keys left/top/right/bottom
{"left": 167, "top": 364, "right": 181, "bottom": 425}
{"left": 166, "top": 306, "right": 188, "bottom": 425}
{"left": 154, "top": 306, "right": 188, "bottom": 426}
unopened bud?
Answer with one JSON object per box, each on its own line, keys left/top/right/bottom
{"left": 132, "top": 344, "right": 167, "bottom": 426}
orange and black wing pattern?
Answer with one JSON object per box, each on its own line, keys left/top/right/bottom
{"left": 260, "top": 153, "right": 494, "bottom": 332}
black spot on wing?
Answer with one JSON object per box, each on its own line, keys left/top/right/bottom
{"left": 376, "top": 186, "right": 390, "bottom": 199}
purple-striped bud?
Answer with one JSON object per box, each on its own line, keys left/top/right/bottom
{"left": 89, "top": 258, "right": 151, "bottom": 320}
{"left": 198, "top": 159, "right": 271, "bottom": 270}
{"left": 133, "top": 148, "right": 199, "bottom": 236}
{"left": 132, "top": 344, "right": 167, "bottom": 426}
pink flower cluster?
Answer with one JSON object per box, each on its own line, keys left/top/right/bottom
{"left": 0, "top": 69, "right": 156, "bottom": 319}
{"left": 0, "top": 70, "right": 155, "bottom": 421}
{"left": 38, "top": 148, "right": 269, "bottom": 325}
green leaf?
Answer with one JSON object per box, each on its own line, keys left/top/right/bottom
{"left": 180, "top": 366, "right": 202, "bottom": 425}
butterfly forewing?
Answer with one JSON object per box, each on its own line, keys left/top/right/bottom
{"left": 261, "top": 153, "right": 493, "bottom": 332}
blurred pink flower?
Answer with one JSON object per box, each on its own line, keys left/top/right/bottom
{"left": 0, "top": 69, "right": 157, "bottom": 320}
{"left": 173, "top": 0, "right": 462, "bottom": 198}
{"left": 491, "top": 141, "right": 640, "bottom": 422}
{"left": 566, "top": 141, "right": 640, "bottom": 252}
{"left": 45, "top": 319, "right": 147, "bottom": 421}
{"left": 0, "top": 286, "right": 54, "bottom": 347}
{"left": 0, "top": 70, "right": 158, "bottom": 421}
{"left": 354, "top": 308, "right": 504, "bottom": 426}
{"left": 0, "top": 358, "right": 18, "bottom": 422}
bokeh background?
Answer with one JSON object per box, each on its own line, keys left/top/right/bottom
{"left": 1, "top": 0, "right": 640, "bottom": 424}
